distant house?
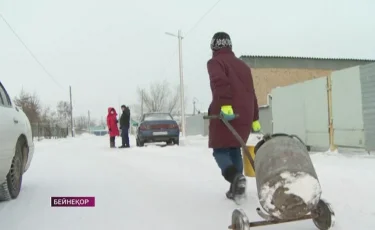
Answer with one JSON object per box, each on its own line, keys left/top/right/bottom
{"left": 240, "top": 55, "right": 375, "bottom": 106}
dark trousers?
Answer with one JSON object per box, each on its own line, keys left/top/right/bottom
{"left": 213, "top": 147, "right": 243, "bottom": 183}
{"left": 109, "top": 136, "right": 115, "bottom": 147}
{"left": 121, "top": 126, "right": 130, "bottom": 147}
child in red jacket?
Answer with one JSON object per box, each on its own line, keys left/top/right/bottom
{"left": 107, "top": 107, "right": 120, "bottom": 148}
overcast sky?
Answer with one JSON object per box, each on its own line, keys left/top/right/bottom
{"left": 1, "top": 0, "right": 374, "bottom": 121}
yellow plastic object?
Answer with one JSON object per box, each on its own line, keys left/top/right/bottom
{"left": 252, "top": 120, "right": 261, "bottom": 132}
{"left": 221, "top": 105, "right": 234, "bottom": 115}
{"left": 243, "top": 146, "right": 256, "bottom": 177}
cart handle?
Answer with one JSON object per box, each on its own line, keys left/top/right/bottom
{"left": 203, "top": 114, "right": 239, "bottom": 120}
{"left": 203, "top": 114, "right": 255, "bottom": 170}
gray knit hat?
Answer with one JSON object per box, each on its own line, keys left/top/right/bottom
{"left": 210, "top": 32, "right": 232, "bottom": 51}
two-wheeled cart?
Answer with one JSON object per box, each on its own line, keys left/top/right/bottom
{"left": 203, "top": 115, "right": 335, "bottom": 230}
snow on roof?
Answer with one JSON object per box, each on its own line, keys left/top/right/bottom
{"left": 240, "top": 54, "right": 375, "bottom": 62}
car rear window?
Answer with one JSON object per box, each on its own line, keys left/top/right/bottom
{"left": 144, "top": 113, "right": 173, "bottom": 121}
{"left": 0, "top": 82, "right": 12, "bottom": 107}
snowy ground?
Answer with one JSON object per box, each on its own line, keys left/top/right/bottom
{"left": 0, "top": 134, "right": 374, "bottom": 230}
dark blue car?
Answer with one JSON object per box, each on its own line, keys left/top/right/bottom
{"left": 135, "top": 112, "right": 180, "bottom": 147}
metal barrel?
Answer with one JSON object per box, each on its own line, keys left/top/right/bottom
{"left": 254, "top": 134, "right": 322, "bottom": 220}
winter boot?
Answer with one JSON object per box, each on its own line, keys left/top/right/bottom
{"left": 110, "top": 141, "right": 115, "bottom": 148}
{"left": 231, "top": 174, "right": 247, "bottom": 204}
{"left": 223, "top": 165, "right": 247, "bottom": 204}
{"left": 223, "top": 165, "right": 238, "bottom": 200}
{"left": 226, "top": 184, "right": 234, "bottom": 200}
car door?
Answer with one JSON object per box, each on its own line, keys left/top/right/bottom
{"left": 0, "top": 82, "right": 20, "bottom": 163}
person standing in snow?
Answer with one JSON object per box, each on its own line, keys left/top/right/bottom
{"left": 206, "top": 32, "right": 261, "bottom": 201}
{"left": 119, "top": 105, "right": 131, "bottom": 148}
{"left": 107, "top": 107, "right": 120, "bottom": 148}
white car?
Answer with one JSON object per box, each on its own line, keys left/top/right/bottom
{"left": 0, "top": 81, "right": 34, "bottom": 201}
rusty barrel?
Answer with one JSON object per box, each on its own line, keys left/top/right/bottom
{"left": 254, "top": 134, "right": 322, "bottom": 220}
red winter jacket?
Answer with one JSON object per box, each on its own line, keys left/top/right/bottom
{"left": 107, "top": 107, "right": 120, "bottom": 137}
{"left": 207, "top": 47, "right": 259, "bottom": 149}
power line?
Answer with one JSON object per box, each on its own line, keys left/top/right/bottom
{"left": 161, "top": 0, "right": 225, "bottom": 89}
{"left": 145, "top": 47, "right": 178, "bottom": 86}
{"left": 159, "top": 48, "right": 179, "bottom": 77}
{"left": 184, "top": 0, "right": 225, "bottom": 38}
{"left": 160, "top": 0, "right": 225, "bottom": 81}
{"left": 0, "top": 13, "right": 65, "bottom": 90}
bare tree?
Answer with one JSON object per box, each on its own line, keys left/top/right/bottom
{"left": 74, "top": 116, "right": 97, "bottom": 130}
{"left": 137, "top": 79, "right": 186, "bottom": 115}
{"left": 40, "top": 106, "right": 58, "bottom": 124}
{"left": 13, "top": 90, "right": 42, "bottom": 123}
{"left": 74, "top": 116, "right": 88, "bottom": 132}
{"left": 56, "top": 101, "right": 71, "bottom": 126}
{"left": 167, "top": 83, "right": 185, "bottom": 115}
{"left": 37, "top": 105, "right": 60, "bottom": 139}
{"left": 128, "top": 104, "right": 141, "bottom": 121}
{"left": 11, "top": 90, "right": 72, "bottom": 139}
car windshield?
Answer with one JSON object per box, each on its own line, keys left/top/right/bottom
{"left": 143, "top": 113, "right": 173, "bottom": 121}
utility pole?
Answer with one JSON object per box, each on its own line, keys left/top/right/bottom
{"left": 88, "top": 110, "right": 91, "bottom": 133}
{"left": 69, "top": 86, "right": 74, "bottom": 137}
{"left": 193, "top": 100, "right": 196, "bottom": 115}
{"left": 141, "top": 89, "right": 144, "bottom": 116}
{"left": 165, "top": 30, "right": 186, "bottom": 137}
{"left": 177, "top": 30, "right": 186, "bottom": 137}
{"left": 192, "top": 97, "right": 199, "bottom": 116}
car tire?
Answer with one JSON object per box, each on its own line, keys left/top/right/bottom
{"left": 174, "top": 138, "right": 179, "bottom": 146}
{"left": 136, "top": 138, "right": 145, "bottom": 147}
{"left": 0, "top": 137, "right": 26, "bottom": 201}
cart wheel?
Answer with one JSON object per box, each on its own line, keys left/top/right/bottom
{"left": 230, "top": 209, "right": 250, "bottom": 230}
{"left": 312, "top": 199, "right": 335, "bottom": 230}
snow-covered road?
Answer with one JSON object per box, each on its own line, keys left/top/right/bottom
{"left": 0, "top": 134, "right": 374, "bottom": 230}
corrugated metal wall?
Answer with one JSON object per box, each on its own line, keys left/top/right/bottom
{"left": 186, "top": 107, "right": 272, "bottom": 136}
{"left": 331, "top": 66, "right": 364, "bottom": 148}
{"left": 184, "top": 63, "right": 375, "bottom": 151}
{"left": 360, "top": 63, "right": 375, "bottom": 151}
{"left": 185, "top": 114, "right": 209, "bottom": 136}
{"left": 270, "top": 64, "right": 375, "bottom": 150}
{"left": 259, "top": 106, "right": 273, "bottom": 134}
{"left": 271, "top": 77, "right": 329, "bottom": 148}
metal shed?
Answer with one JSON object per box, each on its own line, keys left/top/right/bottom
{"left": 271, "top": 62, "right": 375, "bottom": 151}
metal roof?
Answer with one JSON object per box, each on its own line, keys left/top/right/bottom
{"left": 239, "top": 55, "right": 375, "bottom": 62}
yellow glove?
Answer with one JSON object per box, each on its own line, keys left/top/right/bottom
{"left": 220, "top": 105, "right": 235, "bottom": 120}
{"left": 252, "top": 120, "right": 261, "bottom": 132}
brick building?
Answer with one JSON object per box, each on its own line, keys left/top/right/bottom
{"left": 240, "top": 55, "right": 375, "bottom": 106}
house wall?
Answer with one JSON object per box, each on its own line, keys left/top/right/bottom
{"left": 252, "top": 68, "right": 332, "bottom": 105}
